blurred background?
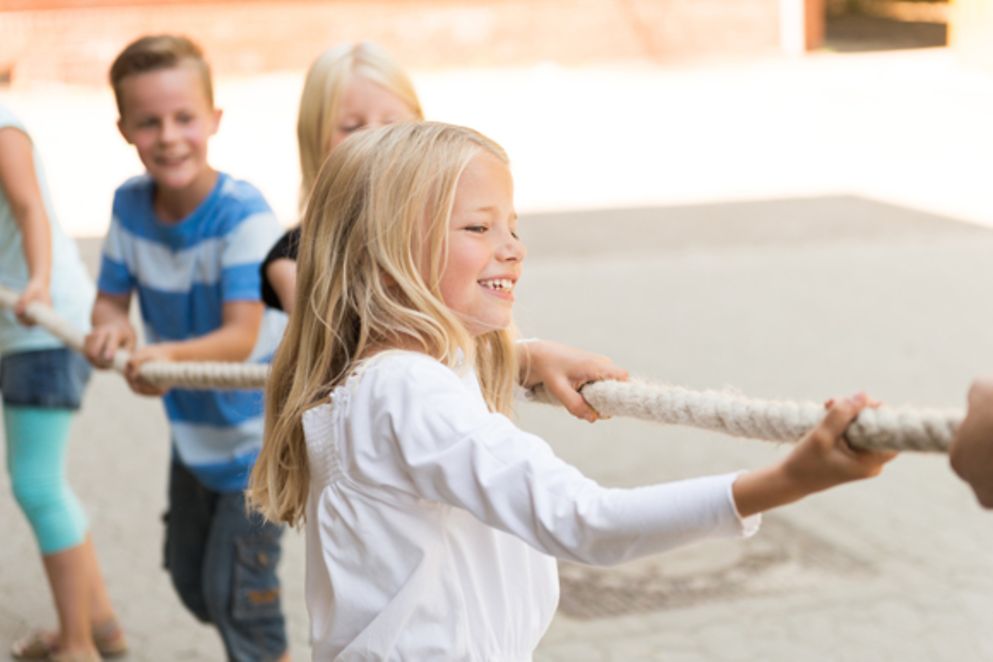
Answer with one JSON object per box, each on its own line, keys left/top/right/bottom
{"left": 4, "top": 2, "right": 993, "bottom": 661}
{"left": 3, "top": 0, "right": 993, "bottom": 235}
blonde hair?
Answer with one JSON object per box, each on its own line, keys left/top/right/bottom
{"left": 296, "top": 42, "right": 424, "bottom": 212}
{"left": 109, "top": 34, "right": 213, "bottom": 116}
{"left": 249, "top": 122, "right": 517, "bottom": 526}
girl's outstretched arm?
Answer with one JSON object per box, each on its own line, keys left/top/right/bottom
{"left": 344, "top": 352, "right": 754, "bottom": 567}
{"left": 732, "top": 393, "right": 897, "bottom": 517}
{"left": 0, "top": 126, "right": 52, "bottom": 323}
{"left": 517, "top": 339, "right": 628, "bottom": 422}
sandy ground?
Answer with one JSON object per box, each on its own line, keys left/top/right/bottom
{"left": 3, "top": 48, "right": 993, "bottom": 660}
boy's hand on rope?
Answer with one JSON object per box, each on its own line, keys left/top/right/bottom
{"left": 84, "top": 320, "right": 136, "bottom": 369}
{"left": 13, "top": 277, "right": 50, "bottom": 326}
{"left": 518, "top": 340, "right": 628, "bottom": 423}
{"left": 124, "top": 344, "right": 176, "bottom": 397}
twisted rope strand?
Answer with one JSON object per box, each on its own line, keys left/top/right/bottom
{"left": 1, "top": 284, "right": 961, "bottom": 452}
{"left": 531, "top": 381, "right": 959, "bottom": 453}
{"left": 0, "top": 285, "right": 267, "bottom": 387}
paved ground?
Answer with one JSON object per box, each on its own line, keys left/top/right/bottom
{"left": 3, "top": 48, "right": 993, "bottom": 660}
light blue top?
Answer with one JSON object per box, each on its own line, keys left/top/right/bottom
{"left": 0, "top": 105, "right": 95, "bottom": 355}
{"left": 98, "top": 172, "right": 286, "bottom": 492}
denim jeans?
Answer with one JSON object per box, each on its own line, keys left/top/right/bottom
{"left": 163, "top": 459, "right": 287, "bottom": 661}
{"left": 0, "top": 347, "right": 90, "bottom": 409}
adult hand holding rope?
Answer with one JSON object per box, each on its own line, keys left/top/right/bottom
{"left": 949, "top": 377, "right": 993, "bottom": 508}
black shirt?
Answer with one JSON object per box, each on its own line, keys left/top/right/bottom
{"left": 260, "top": 227, "right": 300, "bottom": 310}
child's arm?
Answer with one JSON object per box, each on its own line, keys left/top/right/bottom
{"left": 260, "top": 228, "right": 300, "bottom": 312}
{"left": 733, "top": 393, "right": 896, "bottom": 516}
{"left": 123, "top": 300, "right": 264, "bottom": 396}
{"left": 0, "top": 126, "right": 52, "bottom": 323}
{"left": 346, "top": 357, "right": 896, "bottom": 566}
{"left": 265, "top": 259, "right": 297, "bottom": 314}
{"left": 517, "top": 340, "right": 629, "bottom": 422}
{"left": 86, "top": 291, "right": 136, "bottom": 366}
{"left": 949, "top": 377, "right": 993, "bottom": 508}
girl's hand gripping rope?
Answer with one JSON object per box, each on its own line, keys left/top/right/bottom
{"left": 518, "top": 340, "right": 629, "bottom": 423}
{"left": 13, "top": 277, "right": 50, "bottom": 326}
{"left": 732, "top": 392, "right": 898, "bottom": 517}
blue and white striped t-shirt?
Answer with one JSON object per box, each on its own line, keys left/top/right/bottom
{"left": 98, "top": 173, "right": 286, "bottom": 492}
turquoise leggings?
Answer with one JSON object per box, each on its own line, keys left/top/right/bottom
{"left": 4, "top": 406, "right": 88, "bottom": 555}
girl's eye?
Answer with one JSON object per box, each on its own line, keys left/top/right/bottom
{"left": 465, "top": 225, "right": 488, "bottom": 234}
{"left": 176, "top": 113, "right": 194, "bottom": 124}
{"left": 340, "top": 124, "right": 363, "bottom": 134}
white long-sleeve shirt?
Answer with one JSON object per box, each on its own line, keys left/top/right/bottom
{"left": 302, "top": 350, "right": 759, "bottom": 661}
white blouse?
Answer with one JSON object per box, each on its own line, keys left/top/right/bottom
{"left": 302, "top": 350, "right": 759, "bottom": 661}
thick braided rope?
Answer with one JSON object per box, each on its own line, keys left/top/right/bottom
{"left": 0, "top": 285, "right": 961, "bottom": 451}
{"left": 532, "top": 381, "right": 959, "bottom": 453}
{"left": 0, "top": 285, "right": 266, "bottom": 388}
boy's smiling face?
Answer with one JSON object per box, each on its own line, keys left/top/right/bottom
{"left": 116, "top": 63, "right": 221, "bottom": 202}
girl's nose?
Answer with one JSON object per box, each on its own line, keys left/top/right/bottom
{"left": 497, "top": 230, "right": 526, "bottom": 263}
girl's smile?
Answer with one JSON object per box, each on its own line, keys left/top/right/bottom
{"left": 477, "top": 277, "right": 517, "bottom": 300}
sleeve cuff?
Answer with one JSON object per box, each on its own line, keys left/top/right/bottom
{"left": 727, "top": 471, "right": 762, "bottom": 538}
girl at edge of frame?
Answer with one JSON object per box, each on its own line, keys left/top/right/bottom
{"left": 1, "top": 104, "right": 127, "bottom": 662}
{"left": 247, "top": 121, "right": 897, "bottom": 660}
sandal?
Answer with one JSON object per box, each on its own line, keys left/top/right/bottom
{"left": 10, "top": 630, "right": 58, "bottom": 660}
{"left": 47, "top": 651, "right": 100, "bottom": 662}
{"left": 91, "top": 619, "right": 128, "bottom": 657}
{"left": 10, "top": 620, "right": 128, "bottom": 660}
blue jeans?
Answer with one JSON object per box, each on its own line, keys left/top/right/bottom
{"left": 163, "top": 459, "right": 287, "bottom": 661}
{"left": 0, "top": 347, "right": 90, "bottom": 409}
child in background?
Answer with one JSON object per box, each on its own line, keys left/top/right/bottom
{"left": 262, "top": 42, "right": 621, "bottom": 422}
{"left": 82, "top": 35, "right": 288, "bottom": 661}
{"left": 248, "top": 122, "right": 897, "bottom": 659}
{"left": 1, "top": 104, "right": 125, "bottom": 662}
{"left": 261, "top": 42, "right": 422, "bottom": 314}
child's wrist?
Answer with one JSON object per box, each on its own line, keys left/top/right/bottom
{"left": 26, "top": 275, "right": 50, "bottom": 289}
{"left": 153, "top": 341, "right": 179, "bottom": 362}
{"left": 733, "top": 463, "right": 809, "bottom": 518}
{"left": 515, "top": 339, "right": 540, "bottom": 387}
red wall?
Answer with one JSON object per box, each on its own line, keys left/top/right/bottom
{"left": 1, "top": 0, "right": 784, "bottom": 86}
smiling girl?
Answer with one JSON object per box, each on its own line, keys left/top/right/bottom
{"left": 248, "top": 122, "right": 895, "bottom": 660}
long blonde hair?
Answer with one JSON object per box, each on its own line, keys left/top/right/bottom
{"left": 296, "top": 42, "right": 424, "bottom": 211}
{"left": 249, "top": 122, "right": 518, "bottom": 526}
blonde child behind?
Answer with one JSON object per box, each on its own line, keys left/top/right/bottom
{"left": 261, "top": 41, "right": 617, "bottom": 424}
{"left": 262, "top": 42, "right": 423, "bottom": 314}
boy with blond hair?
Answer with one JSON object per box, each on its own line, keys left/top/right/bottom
{"left": 84, "top": 35, "right": 288, "bottom": 661}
